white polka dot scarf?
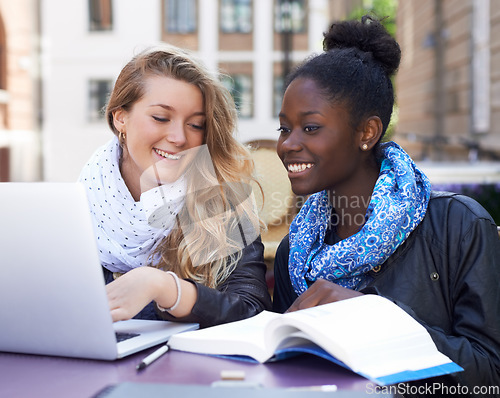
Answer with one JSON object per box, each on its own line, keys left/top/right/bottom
{"left": 78, "top": 137, "right": 185, "bottom": 273}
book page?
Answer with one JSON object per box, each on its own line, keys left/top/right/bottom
{"left": 168, "top": 310, "right": 282, "bottom": 363}
{"left": 271, "top": 295, "right": 453, "bottom": 378}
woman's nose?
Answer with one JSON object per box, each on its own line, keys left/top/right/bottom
{"left": 279, "top": 130, "right": 302, "bottom": 153}
{"left": 166, "top": 123, "right": 187, "bottom": 147}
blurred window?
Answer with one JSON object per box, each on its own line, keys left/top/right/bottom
{"left": 220, "top": 0, "right": 252, "bottom": 33}
{"left": 274, "top": 0, "right": 306, "bottom": 33}
{"left": 89, "top": 0, "right": 113, "bottom": 31}
{"left": 222, "top": 74, "right": 253, "bottom": 118}
{"left": 0, "top": 17, "right": 6, "bottom": 132}
{"left": 165, "top": 0, "right": 197, "bottom": 33}
{"left": 0, "top": 18, "right": 5, "bottom": 91}
{"left": 88, "top": 80, "right": 112, "bottom": 121}
{"left": 273, "top": 75, "right": 284, "bottom": 118}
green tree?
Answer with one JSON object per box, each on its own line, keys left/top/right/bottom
{"left": 348, "top": 0, "right": 397, "bottom": 37}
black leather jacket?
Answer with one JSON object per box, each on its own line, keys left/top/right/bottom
{"left": 104, "top": 237, "right": 272, "bottom": 329}
{"left": 273, "top": 192, "right": 500, "bottom": 394}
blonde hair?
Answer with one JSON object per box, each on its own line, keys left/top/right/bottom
{"left": 106, "top": 44, "right": 263, "bottom": 288}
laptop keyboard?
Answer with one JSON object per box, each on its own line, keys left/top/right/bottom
{"left": 115, "top": 332, "right": 140, "bottom": 343}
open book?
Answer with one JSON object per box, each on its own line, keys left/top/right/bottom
{"left": 168, "top": 295, "right": 463, "bottom": 386}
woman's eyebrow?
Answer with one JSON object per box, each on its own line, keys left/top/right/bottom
{"left": 279, "top": 110, "right": 322, "bottom": 118}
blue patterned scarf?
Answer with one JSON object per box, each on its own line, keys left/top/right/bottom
{"left": 288, "top": 141, "right": 431, "bottom": 294}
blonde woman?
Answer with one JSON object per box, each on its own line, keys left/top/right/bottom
{"left": 79, "top": 45, "right": 271, "bottom": 328}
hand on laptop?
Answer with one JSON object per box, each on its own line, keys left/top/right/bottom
{"left": 106, "top": 267, "right": 197, "bottom": 322}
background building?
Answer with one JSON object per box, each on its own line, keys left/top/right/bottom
{"left": 0, "top": 0, "right": 41, "bottom": 182}
{"left": 39, "top": 0, "right": 361, "bottom": 182}
{"left": 2, "top": 0, "right": 500, "bottom": 183}
{"left": 396, "top": 0, "right": 500, "bottom": 163}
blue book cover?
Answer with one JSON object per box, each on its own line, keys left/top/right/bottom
{"left": 169, "top": 295, "right": 464, "bottom": 386}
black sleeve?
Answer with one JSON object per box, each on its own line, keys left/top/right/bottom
{"left": 364, "top": 198, "right": 500, "bottom": 393}
{"left": 421, "top": 217, "right": 500, "bottom": 391}
{"left": 272, "top": 234, "right": 298, "bottom": 313}
{"left": 156, "top": 237, "right": 272, "bottom": 328}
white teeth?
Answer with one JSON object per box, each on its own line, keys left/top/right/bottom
{"left": 155, "top": 148, "right": 181, "bottom": 160}
{"left": 287, "top": 163, "right": 313, "bottom": 173}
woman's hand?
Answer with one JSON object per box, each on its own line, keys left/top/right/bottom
{"left": 106, "top": 267, "right": 168, "bottom": 322}
{"left": 106, "top": 267, "right": 198, "bottom": 322}
{"left": 286, "top": 278, "right": 363, "bottom": 313}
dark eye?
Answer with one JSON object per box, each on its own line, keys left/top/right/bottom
{"left": 152, "top": 116, "right": 168, "bottom": 122}
{"left": 277, "top": 126, "right": 290, "bottom": 135}
{"left": 304, "top": 125, "right": 319, "bottom": 133}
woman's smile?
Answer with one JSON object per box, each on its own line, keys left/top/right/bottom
{"left": 114, "top": 75, "right": 205, "bottom": 200}
{"left": 153, "top": 147, "right": 182, "bottom": 161}
{"left": 287, "top": 162, "right": 314, "bottom": 174}
{"left": 277, "top": 78, "right": 363, "bottom": 196}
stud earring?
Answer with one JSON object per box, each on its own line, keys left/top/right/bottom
{"left": 361, "top": 143, "right": 368, "bottom": 151}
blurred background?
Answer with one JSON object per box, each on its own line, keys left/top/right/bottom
{"left": 0, "top": 0, "right": 499, "bottom": 224}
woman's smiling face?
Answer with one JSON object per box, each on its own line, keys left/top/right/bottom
{"left": 114, "top": 75, "right": 205, "bottom": 197}
{"left": 277, "top": 77, "right": 366, "bottom": 196}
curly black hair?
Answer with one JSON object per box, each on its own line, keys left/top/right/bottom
{"left": 285, "top": 16, "right": 401, "bottom": 143}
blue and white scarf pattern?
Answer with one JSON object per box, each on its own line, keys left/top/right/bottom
{"left": 288, "top": 141, "right": 431, "bottom": 294}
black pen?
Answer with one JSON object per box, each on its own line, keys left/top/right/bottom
{"left": 136, "top": 344, "right": 169, "bottom": 371}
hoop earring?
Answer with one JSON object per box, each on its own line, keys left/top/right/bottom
{"left": 118, "top": 131, "right": 126, "bottom": 147}
{"left": 361, "top": 143, "right": 368, "bottom": 151}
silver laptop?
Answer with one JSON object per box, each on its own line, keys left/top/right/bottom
{"left": 0, "top": 182, "right": 198, "bottom": 360}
